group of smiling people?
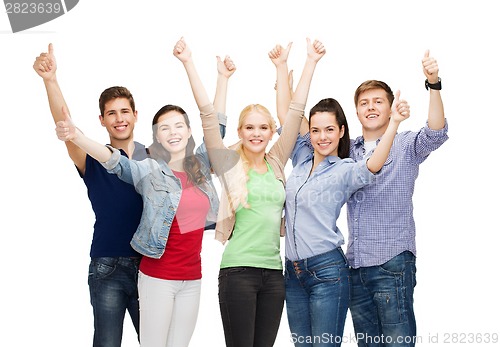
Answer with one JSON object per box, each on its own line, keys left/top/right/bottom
{"left": 35, "top": 36, "right": 447, "bottom": 347}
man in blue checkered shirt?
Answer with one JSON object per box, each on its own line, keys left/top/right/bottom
{"left": 347, "top": 50, "right": 448, "bottom": 347}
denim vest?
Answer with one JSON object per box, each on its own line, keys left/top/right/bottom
{"left": 102, "top": 142, "right": 219, "bottom": 259}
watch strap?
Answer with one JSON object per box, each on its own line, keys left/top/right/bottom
{"left": 425, "top": 77, "right": 442, "bottom": 90}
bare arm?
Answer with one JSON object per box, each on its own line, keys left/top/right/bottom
{"left": 366, "top": 91, "right": 410, "bottom": 173}
{"left": 269, "top": 43, "right": 292, "bottom": 125}
{"left": 270, "top": 44, "right": 310, "bottom": 135}
{"left": 173, "top": 38, "right": 212, "bottom": 111}
{"left": 56, "top": 108, "right": 113, "bottom": 163}
{"left": 214, "top": 55, "right": 236, "bottom": 115}
{"left": 34, "top": 43, "right": 87, "bottom": 173}
{"left": 422, "top": 49, "right": 445, "bottom": 130}
{"left": 270, "top": 38, "right": 326, "bottom": 163}
{"left": 291, "top": 39, "right": 325, "bottom": 113}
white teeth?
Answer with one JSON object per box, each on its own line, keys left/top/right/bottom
{"left": 367, "top": 114, "right": 377, "bottom": 119}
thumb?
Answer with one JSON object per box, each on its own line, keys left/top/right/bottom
{"left": 393, "top": 90, "right": 401, "bottom": 104}
{"left": 48, "top": 43, "right": 54, "bottom": 55}
{"left": 423, "top": 49, "right": 429, "bottom": 59}
{"left": 216, "top": 55, "right": 222, "bottom": 63}
{"left": 306, "top": 37, "right": 311, "bottom": 45}
{"left": 61, "top": 105, "right": 73, "bottom": 125}
{"left": 286, "top": 42, "right": 293, "bottom": 50}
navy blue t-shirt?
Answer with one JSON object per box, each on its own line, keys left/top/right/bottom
{"left": 80, "top": 142, "right": 148, "bottom": 258}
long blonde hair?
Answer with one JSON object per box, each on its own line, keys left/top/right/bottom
{"left": 229, "top": 104, "right": 277, "bottom": 210}
{"left": 235, "top": 104, "right": 277, "bottom": 174}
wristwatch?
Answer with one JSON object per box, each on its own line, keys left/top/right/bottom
{"left": 425, "top": 77, "right": 442, "bottom": 90}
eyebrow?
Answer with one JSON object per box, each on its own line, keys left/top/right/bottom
{"left": 105, "top": 108, "right": 131, "bottom": 114}
{"left": 310, "top": 125, "right": 336, "bottom": 129}
{"left": 159, "top": 121, "right": 185, "bottom": 127}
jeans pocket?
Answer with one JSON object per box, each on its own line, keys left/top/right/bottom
{"left": 379, "top": 251, "right": 415, "bottom": 275}
{"left": 90, "top": 258, "right": 118, "bottom": 280}
{"left": 312, "top": 263, "right": 341, "bottom": 283}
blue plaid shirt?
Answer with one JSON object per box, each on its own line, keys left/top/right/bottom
{"left": 346, "top": 121, "right": 449, "bottom": 268}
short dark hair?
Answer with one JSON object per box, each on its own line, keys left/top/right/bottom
{"left": 354, "top": 80, "right": 394, "bottom": 107}
{"left": 98, "top": 86, "right": 135, "bottom": 115}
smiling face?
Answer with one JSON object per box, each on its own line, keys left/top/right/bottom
{"left": 310, "top": 112, "right": 345, "bottom": 161}
{"left": 355, "top": 88, "right": 392, "bottom": 139}
{"left": 99, "top": 97, "right": 137, "bottom": 142}
{"left": 238, "top": 110, "right": 275, "bottom": 155}
{"left": 155, "top": 111, "right": 192, "bottom": 158}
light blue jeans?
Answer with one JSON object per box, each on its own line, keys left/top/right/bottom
{"left": 285, "top": 248, "right": 349, "bottom": 347}
{"left": 349, "top": 251, "right": 417, "bottom": 347}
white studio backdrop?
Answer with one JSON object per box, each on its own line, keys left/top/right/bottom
{"left": 1, "top": 0, "right": 499, "bottom": 346}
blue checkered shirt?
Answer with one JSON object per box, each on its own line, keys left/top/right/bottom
{"left": 346, "top": 121, "right": 449, "bottom": 268}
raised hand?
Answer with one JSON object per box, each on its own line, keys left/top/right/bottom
{"left": 268, "top": 42, "right": 293, "bottom": 67}
{"left": 217, "top": 55, "right": 236, "bottom": 79}
{"left": 306, "top": 38, "right": 326, "bottom": 63}
{"left": 391, "top": 90, "right": 410, "bottom": 123}
{"left": 55, "top": 106, "right": 77, "bottom": 142}
{"left": 173, "top": 37, "right": 192, "bottom": 63}
{"left": 33, "top": 43, "right": 56, "bottom": 81}
{"left": 422, "top": 50, "right": 439, "bottom": 83}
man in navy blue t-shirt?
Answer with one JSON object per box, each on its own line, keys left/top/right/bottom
{"left": 34, "top": 43, "right": 146, "bottom": 347}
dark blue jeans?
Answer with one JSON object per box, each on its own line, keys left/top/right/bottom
{"left": 285, "top": 248, "right": 349, "bottom": 347}
{"left": 349, "top": 251, "right": 417, "bottom": 347}
{"left": 218, "top": 267, "right": 285, "bottom": 347}
{"left": 88, "top": 257, "right": 141, "bottom": 347}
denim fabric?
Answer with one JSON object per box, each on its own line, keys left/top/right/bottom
{"left": 349, "top": 251, "right": 417, "bottom": 347}
{"left": 101, "top": 143, "right": 220, "bottom": 259}
{"left": 285, "top": 248, "right": 349, "bottom": 347}
{"left": 88, "top": 257, "right": 141, "bottom": 347}
{"left": 218, "top": 267, "right": 285, "bottom": 347}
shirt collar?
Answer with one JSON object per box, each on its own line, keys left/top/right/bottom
{"left": 353, "top": 135, "right": 381, "bottom": 146}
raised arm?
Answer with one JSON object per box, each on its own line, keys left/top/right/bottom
{"left": 174, "top": 38, "right": 212, "bottom": 112}
{"left": 422, "top": 50, "right": 445, "bottom": 130}
{"left": 366, "top": 91, "right": 410, "bottom": 173}
{"left": 33, "top": 43, "right": 87, "bottom": 173}
{"left": 214, "top": 54, "right": 236, "bottom": 116}
{"left": 292, "top": 39, "right": 325, "bottom": 112}
{"left": 269, "top": 42, "right": 292, "bottom": 124}
{"left": 173, "top": 37, "right": 226, "bottom": 149}
{"left": 270, "top": 38, "right": 326, "bottom": 163}
{"left": 56, "top": 108, "right": 113, "bottom": 163}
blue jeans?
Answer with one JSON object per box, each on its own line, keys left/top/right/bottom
{"left": 88, "top": 257, "right": 141, "bottom": 347}
{"left": 218, "top": 267, "right": 285, "bottom": 347}
{"left": 285, "top": 248, "right": 349, "bottom": 347}
{"left": 349, "top": 251, "right": 417, "bottom": 347}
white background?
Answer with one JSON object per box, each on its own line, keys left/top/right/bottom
{"left": 1, "top": 1, "right": 499, "bottom": 346}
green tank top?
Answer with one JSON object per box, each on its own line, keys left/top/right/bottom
{"left": 220, "top": 161, "right": 285, "bottom": 270}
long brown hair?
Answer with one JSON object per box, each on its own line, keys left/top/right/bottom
{"left": 309, "top": 98, "right": 350, "bottom": 159}
{"left": 148, "top": 105, "right": 205, "bottom": 186}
